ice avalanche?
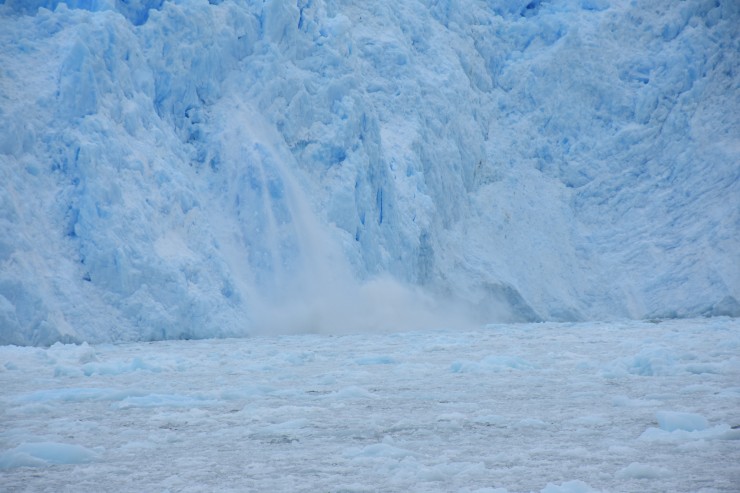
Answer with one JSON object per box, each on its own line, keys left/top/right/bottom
{"left": 1, "top": 0, "right": 739, "bottom": 345}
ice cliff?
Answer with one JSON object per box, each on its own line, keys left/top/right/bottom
{"left": 1, "top": 0, "right": 738, "bottom": 345}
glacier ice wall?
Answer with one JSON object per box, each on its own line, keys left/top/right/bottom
{"left": 0, "top": 0, "right": 738, "bottom": 345}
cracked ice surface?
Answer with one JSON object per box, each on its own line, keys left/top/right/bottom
{"left": 2, "top": 317, "right": 739, "bottom": 492}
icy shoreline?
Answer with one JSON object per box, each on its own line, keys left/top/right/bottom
{"left": 2, "top": 317, "right": 738, "bottom": 492}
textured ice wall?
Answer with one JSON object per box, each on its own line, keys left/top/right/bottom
{"left": 0, "top": 0, "right": 738, "bottom": 345}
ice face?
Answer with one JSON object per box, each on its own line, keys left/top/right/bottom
{"left": 0, "top": 0, "right": 738, "bottom": 345}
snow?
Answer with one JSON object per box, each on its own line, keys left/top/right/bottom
{"left": 655, "top": 410, "right": 709, "bottom": 432}
{"left": 1, "top": 317, "right": 739, "bottom": 492}
{"left": 1, "top": 0, "right": 739, "bottom": 345}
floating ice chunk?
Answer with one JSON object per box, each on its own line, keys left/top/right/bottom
{"left": 4, "top": 403, "right": 56, "bottom": 416}
{"left": 566, "top": 414, "right": 609, "bottom": 426}
{"left": 513, "top": 418, "right": 547, "bottom": 429}
{"left": 48, "top": 342, "right": 98, "bottom": 364}
{"left": 605, "top": 347, "right": 678, "bottom": 377}
{"left": 0, "top": 450, "right": 47, "bottom": 469}
{"left": 415, "top": 461, "right": 486, "bottom": 482}
{"left": 435, "top": 412, "right": 467, "bottom": 430}
{"left": 714, "top": 428, "right": 740, "bottom": 440}
{"left": 274, "top": 351, "right": 316, "bottom": 366}
{"left": 259, "top": 418, "right": 310, "bottom": 435}
{"left": 17, "top": 387, "right": 146, "bottom": 404}
{"left": 110, "top": 393, "right": 219, "bottom": 409}
{"left": 464, "top": 489, "right": 509, "bottom": 493}
{"left": 540, "top": 480, "right": 601, "bottom": 493}
{"left": 684, "top": 363, "right": 721, "bottom": 375}
{"left": 450, "top": 355, "right": 536, "bottom": 373}
{"left": 607, "top": 445, "right": 637, "bottom": 455}
{"left": 0, "top": 442, "right": 97, "bottom": 469}
{"left": 250, "top": 418, "right": 311, "bottom": 443}
{"left": 384, "top": 418, "right": 420, "bottom": 433}
{"left": 472, "top": 414, "right": 507, "bottom": 427}
{"left": 344, "top": 442, "right": 420, "bottom": 460}
{"left": 54, "top": 365, "right": 83, "bottom": 377}
{"left": 615, "top": 462, "right": 668, "bottom": 479}
{"left": 220, "top": 385, "right": 276, "bottom": 401}
{"left": 81, "top": 357, "right": 161, "bottom": 376}
{"left": 436, "top": 412, "right": 467, "bottom": 423}
{"left": 655, "top": 411, "right": 709, "bottom": 432}
{"left": 611, "top": 395, "right": 662, "bottom": 407}
{"left": 640, "top": 424, "right": 740, "bottom": 442}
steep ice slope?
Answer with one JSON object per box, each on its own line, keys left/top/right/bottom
{"left": 0, "top": 0, "right": 738, "bottom": 345}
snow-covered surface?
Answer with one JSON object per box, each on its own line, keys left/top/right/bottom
{"left": 1, "top": 0, "right": 739, "bottom": 345}
{"left": 1, "top": 317, "right": 739, "bottom": 492}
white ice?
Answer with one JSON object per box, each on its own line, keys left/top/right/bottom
{"left": 1, "top": 317, "right": 739, "bottom": 492}
{"left": 1, "top": 0, "right": 739, "bottom": 345}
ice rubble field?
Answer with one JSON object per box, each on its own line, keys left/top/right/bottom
{"left": 1, "top": 1, "right": 739, "bottom": 489}
{"left": 1, "top": 317, "right": 739, "bottom": 492}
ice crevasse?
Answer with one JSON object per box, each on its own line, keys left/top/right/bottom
{"left": 0, "top": 0, "right": 738, "bottom": 345}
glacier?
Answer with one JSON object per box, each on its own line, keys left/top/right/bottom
{"left": 0, "top": 0, "right": 738, "bottom": 345}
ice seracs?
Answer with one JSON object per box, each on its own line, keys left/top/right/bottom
{"left": 1, "top": 0, "right": 738, "bottom": 345}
